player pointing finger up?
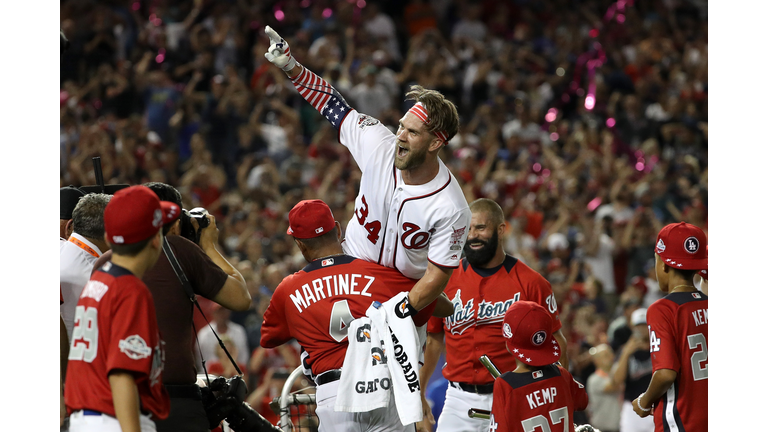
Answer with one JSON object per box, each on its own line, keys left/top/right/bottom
{"left": 263, "top": 26, "right": 470, "bottom": 317}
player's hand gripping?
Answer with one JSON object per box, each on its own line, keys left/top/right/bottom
{"left": 264, "top": 26, "right": 297, "bottom": 72}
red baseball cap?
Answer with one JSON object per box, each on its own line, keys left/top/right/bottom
{"left": 104, "top": 185, "right": 181, "bottom": 245}
{"left": 501, "top": 301, "right": 560, "bottom": 367}
{"left": 286, "top": 199, "right": 335, "bottom": 239}
{"left": 655, "top": 222, "right": 707, "bottom": 271}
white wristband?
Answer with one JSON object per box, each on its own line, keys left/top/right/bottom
{"left": 637, "top": 393, "right": 652, "bottom": 412}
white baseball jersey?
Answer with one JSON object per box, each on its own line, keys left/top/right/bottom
{"left": 338, "top": 110, "right": 470, "bottom": 278}
{"left": 288, "top": 66, "right": 470, "bottom": 278}
{"left": 60, "top": 233, "right": 104, "bottom": 339}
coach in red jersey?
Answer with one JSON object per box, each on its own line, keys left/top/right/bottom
{"left": 420, "top": 199, "right": 568, "bottom": 432}
{"left": 261, "top": 199, "right": 450, "bottom": 431}
{"left": 631, "top": 222, "right": 708, "bottom": 432}
{"left": 65, "top": 186, "right": 179, "bottom": 432}
{"left": 488, "top": 301, "right": 588, "bottom": 432}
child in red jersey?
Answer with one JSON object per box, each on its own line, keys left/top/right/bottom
{"left": 65, "top": 186, "right": 179, "bottom": 432}
{"left": 631, "top": 222, "right": 708, "bottom": 432}
{"left": 488, "top": 301, "right": 588, "bottom": 432}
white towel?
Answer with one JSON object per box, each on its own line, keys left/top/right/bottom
{"left": 334, "top": 315, "right": 391, "bottom": 412}
{"left": 334, "top": 292, "right": 424, "bottom": 425}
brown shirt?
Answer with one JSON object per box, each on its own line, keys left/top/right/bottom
{"left": 93, "top": 235, "right": 228, "bottom": 384}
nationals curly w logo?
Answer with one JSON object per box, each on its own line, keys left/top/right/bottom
{"left": 401, "top": 223, "right": 435, "bottom": 250}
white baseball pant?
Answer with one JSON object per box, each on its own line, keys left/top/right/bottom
{"left": 619, "top": 401, "right": 654, "bottom": 432}
{"left": 315, "top": 379, "right": 415, "bottom": 432}
{"left": 68, "top": 410, "right": 157, "bottom": 432}
{"left": 435, "top": 384, "right": 492, "bottom": 432}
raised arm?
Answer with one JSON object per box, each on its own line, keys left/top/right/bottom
{"left": 263, "top": 26, "right": 352, "bottom": 130}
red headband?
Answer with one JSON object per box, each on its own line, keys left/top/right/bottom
{"left": 408, "top": 102, "right": 449, "bottom": 144}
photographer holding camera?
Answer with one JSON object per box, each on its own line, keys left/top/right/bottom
{"left": 95, "top": 182, "right": 252, "bottom": 432}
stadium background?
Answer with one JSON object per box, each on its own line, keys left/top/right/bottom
{"left": 60, "top": 0, "right": 707, "bottom": 427}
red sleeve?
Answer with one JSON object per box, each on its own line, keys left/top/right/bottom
{"left": 371, "top": 265, "right": 433, "bottom": 326}
{"left": 647, "top": 301, "right": 680, "bottom": 373}
{"left": 106, "top": 282, "right": 157, "bottom": 377}
{"left": 260, "top": 281, "right": 293, "bottom": 349}
{"left": 413, "top": 299, "right": 437, "bottom": 327}
{"left": 426, "top": 316, "right": 444, "bottom": 334}
{"left": 490, "top": 378, "right": 513, "bottom": 432}
{"left": 520, "top": 266, "right": 562, "bottom": 332}
{"left": 60, "top": 286, "right": 64, "bottom": 305}
{"left": 562, "top": 366, "right": 589, "bottom": 411}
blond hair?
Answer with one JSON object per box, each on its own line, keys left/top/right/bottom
{"left": 405, "top": 85, "right": 460, "bottom": 141}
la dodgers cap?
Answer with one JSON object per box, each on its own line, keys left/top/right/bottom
{"left": 104, "top": 185, "right": 180, "bottom": 245}
{"left": 655, "top": 222, "right": 707, "bottom": 271}
{"left": 60, "top": 186, "right": 85, "bottom": 219}
{"left": 286, "top": 199, "right": 335, "bottom": 239}
{"left": 501, "top": 301, "right": 560, "bottom": 367}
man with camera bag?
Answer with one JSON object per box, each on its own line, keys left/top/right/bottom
{"left": 94, "top": 182, "right": 252, "bottom": 432}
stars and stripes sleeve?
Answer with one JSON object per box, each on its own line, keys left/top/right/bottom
{"left": 290, "top": 65, "right": 352, "bottom": 130}
{"left": 290, "top": 64, "right": 395, "bottom": 167}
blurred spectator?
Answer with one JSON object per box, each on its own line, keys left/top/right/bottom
{"left": 60, "top": 186, "right": 85, "bottom": 239}
{"left": 197, "top": 303, "right": 250, "bottom": 367}
{"left": 403, "top": 0, "right": 439, "bottom": 37}
{"left": 606, "top": 293, "right": 642, "bottom": 352}
{"left": 583, "top": 216, "right": 618, "bottom": 295}
{"left": 206, "top": 335, "right": 248, "bottom": 381}
{"left": 580, "top": 275, "right": 608, "bottom": 315}
{"left": 362, "top": 2, "right": 401, "bottom": 61}
{"left": 610, "top": 308, "right": 654, "bottom": 432}
{"left": 450, "top": 4, "right": 487, "bottom": 42}
{"left": 586, "top": 344, "right": 621, "bottom": 432}
{"left": 349, "top": 66, "right": 393, "bottom": 119}
{"left": 248, "top": 343, "right": 301, "bottom": 389}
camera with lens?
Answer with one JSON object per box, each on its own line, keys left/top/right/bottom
{"left": 179, "top": 207, "right": 210, "bottom": 244}
{"left": 201, "top": 376, "right": 281, "bottom": 432}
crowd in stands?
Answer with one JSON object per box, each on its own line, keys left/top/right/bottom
{"left": 60, "top": 0, "right": 707, "bottom": 425}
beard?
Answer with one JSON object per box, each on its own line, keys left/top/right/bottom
{"left": 463, "top": 230, "right": 499, "bottom": 267}
{"left": 394, "top": 141, "right": 428, "bottom": 171}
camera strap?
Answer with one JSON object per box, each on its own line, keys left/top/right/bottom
{"left": 162, "top": 238, "right": 244, "bottom": 382}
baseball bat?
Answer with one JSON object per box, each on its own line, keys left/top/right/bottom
{"left": 479, "top": 354, "right": 501, "bottom": 379}
{"left": 466, "top": 355, "right": 500, "bottom": 420}
{"left": 468, "top": 408, "right": 491, "bottom": 420}
{"left": 92, "top": 157, "right": 105, "bottom": 193}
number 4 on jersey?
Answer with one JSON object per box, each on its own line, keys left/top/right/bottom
{"left": 355, "top": 195, "right": 381, "bottom": 244}
{"left": 329, "top": 300, "right": 355, "bottom": 342}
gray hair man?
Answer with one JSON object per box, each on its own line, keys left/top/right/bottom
{"left": 60, "top": 193, "right": 111, "bottom": 340}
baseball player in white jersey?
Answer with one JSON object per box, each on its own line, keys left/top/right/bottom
{"left": 264, "top": 26, "right": 469, "bottom": 431}
{"left": 263, "top": 26, "right": 470, "bottom": 317}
